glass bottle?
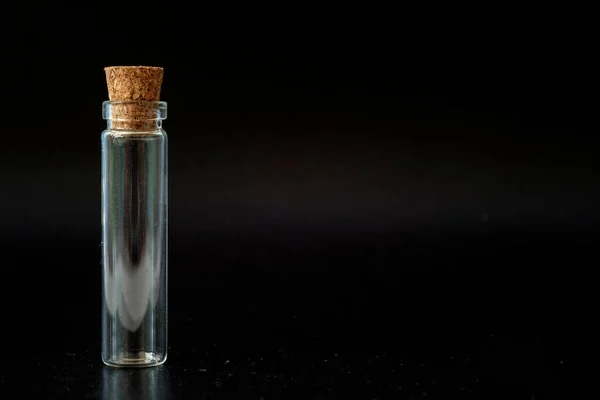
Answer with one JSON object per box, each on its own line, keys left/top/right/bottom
{"left": 101, "top": 100, "right": 168, "bottom": 367}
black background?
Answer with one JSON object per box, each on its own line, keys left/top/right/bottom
{"left": 0, "top": 3, "right": 593, "bottom": 398}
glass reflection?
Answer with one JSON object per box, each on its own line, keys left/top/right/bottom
{"left": 101, "top": 366, "right": 170, "bottom": 400}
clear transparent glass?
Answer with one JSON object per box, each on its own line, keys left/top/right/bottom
{"left": 101, "top": 101, "right": 168, "bottom": 367}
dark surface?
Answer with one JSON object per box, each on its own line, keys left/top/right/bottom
{"left": 2, "top": 231, "right": 577, "bottom": 398}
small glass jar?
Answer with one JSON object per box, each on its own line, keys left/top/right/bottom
{"left": 101, "top": 101, "right": 168, "bottom": 367}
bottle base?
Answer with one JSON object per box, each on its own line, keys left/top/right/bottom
{"left": 102, "top": 351, "right": 167, "bottom": 368}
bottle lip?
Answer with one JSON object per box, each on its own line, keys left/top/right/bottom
{"left": 102, "top": 100, "right": 167, "bottom": 120}
{"left": 103, "top": 100, "right": 167, "bottom": 105}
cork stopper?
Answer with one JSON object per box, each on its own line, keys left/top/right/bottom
{"left": 104, "top": 66, "right": 164, "bottom": 130}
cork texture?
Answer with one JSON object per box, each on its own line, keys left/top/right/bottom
{"left": 104, "top": 66, "right": 164, "bottom": 130}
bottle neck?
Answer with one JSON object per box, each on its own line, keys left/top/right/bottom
{"left": 106, "top": 119, "right": 162, "bottom": 131}
{"left": 103, "top": 101, "right": 167, "bottom": 132}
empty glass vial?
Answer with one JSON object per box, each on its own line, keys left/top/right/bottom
{"left": 101, "top": 101, "right": 168, "bottom": 367}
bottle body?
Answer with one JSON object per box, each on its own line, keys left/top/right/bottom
{"left": 101, "top": 101, "right": 168, "bottom": 367}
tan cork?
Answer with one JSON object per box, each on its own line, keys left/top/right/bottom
{"left": 104, "top": 66, "right": 164, "bottom": 130}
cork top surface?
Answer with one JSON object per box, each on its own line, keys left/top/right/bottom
{"left": 105, "top": 66, "right": 163, "bottom": 101}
